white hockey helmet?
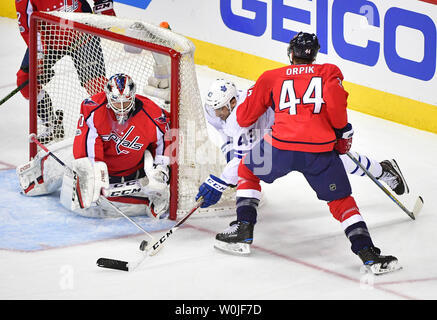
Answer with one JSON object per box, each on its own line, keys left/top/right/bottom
{"left": 105, "top": 73, "right": 136, "bottom": 124}
{"left": 204, "top": 79, "right": 237, "bottom": 117}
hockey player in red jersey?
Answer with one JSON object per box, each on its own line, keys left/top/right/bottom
{"left": 15, "top": 0, "right": 116, "bottom": 143}
{"left": 196, "top": 79, "right": 408, "bottom": 208}
{"left": 16, "top": 73, "right": 172, "bottom": 219}
{"left": 213, "top": 32, "right": 401, "bottom": 274}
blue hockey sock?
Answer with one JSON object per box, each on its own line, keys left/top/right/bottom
{"left": 236, "top": 197, "right": 259, "bottom": 224}
{"left": 344, "top": 221, "right": 374, "bottom": 254}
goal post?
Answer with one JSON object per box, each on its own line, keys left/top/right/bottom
{"left": 28, "top": 11, "right": 236, "bottom": 220}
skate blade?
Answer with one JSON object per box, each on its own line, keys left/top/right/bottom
{"left": 367, "top": 260, "right": 402, "bottom": 275}
{"left": 214, "top": 240, "right": 251, "bottom": 256}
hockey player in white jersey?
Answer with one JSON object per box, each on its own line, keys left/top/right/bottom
{"left": 196, "top": 79, "right": 409, "bottom": 209}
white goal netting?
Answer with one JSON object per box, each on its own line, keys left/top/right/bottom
{"left": 31, "top": 12, "right": 236, "bottom": 219}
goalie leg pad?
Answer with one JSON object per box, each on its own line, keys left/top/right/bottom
{"left": 16, "top": 139, "right": 73, "bottom": 196}
{"left": 16, "top": 155, "right": 49, "bottom": 196}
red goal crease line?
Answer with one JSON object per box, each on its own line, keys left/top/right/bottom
{"left": 0, "top": 161, "right": 16, "bottom": 171}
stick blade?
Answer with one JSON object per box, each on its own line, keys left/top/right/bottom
{"left": 96, "top": 258, "right": 129, "bottom": 271}
{"left": 412, "top": 196, "right": 424, "bottom": 218}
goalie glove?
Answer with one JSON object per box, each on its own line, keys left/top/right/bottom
{"left": 72, "top": 158, "right": 109, "bottom": 209}
{"left": 93, "top": 0, "right": 116, "bottom": 16}
{"left": 142, "top": 151, "right": 170, "bottom": 196}
{"left": 141, "top": 152, "right": 170, "bottom": 219}
{"left": 334, "top": 123, "right": 353, "bottom": 154}
{"left": 196, "top": 175, "right": 228, "bottom": 208}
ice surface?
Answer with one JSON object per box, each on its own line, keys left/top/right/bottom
{"left": 1, "top": 17, "right": 436, "bottom": 302}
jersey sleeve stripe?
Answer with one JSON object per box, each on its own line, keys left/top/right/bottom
{"left": 154, "top": 126, "right": 165, "bottom": 157}
{"left": 270, "top": 134, "right": 336, "bottom": 145}
{"left": 85, "top": 113, "right": 99, "bottom": 161}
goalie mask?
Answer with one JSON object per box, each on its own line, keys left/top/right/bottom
{"left": 204, "top": 79, "right": 237, "bottom": 118}
{"left": 287, "top": 32, "right": 320, "bottom": 63}
{"left": 105, "top": 73, "right": 136, "bottom": 124}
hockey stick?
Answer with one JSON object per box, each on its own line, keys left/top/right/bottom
{"left": 29, "top": 134, "right": 156, "bottom": 241}
{"left": 346, "top": 152, "right": 423, "bottom": 220}
{"left": 0, "top": 80, "right": 29, "bottom": 106}
{"left": 96, "top": 196, "right": 204, "bottom": 272}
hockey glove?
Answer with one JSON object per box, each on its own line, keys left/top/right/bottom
{"left": 142, "top": 151, "right": 170, "bottom": 200}
{"left": 93, "top": 0, "right": 116, "bottom": 16}
{"left": 196, "top": 175, "right": 228, "bottom": 208}
{"left": 334, "top": 123, "right": 353, "bottom": 154}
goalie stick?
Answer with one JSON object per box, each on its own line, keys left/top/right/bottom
{"left": 96, "top": 197, "right": 204, "bottom": 272}
{"left": 346, "top": 152, "right": 423, "bottom": 220}
{"left": 29, "top": 134, "right": 156, "bottom": 242}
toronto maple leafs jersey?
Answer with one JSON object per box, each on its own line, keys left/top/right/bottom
{"left": 204, "top": 89, "right": 275, "bottom": 185}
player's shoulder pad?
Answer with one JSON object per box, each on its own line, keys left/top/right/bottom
{"left": 320, "top": 63, "right": 344, "bottom": 80}
{"left": 135, "top": 95, "right": 170, "bottom": 124}
{"left": 80, "top": 92, "right": 106, "bottom": 113}
{"left": 136, "top": 95, "right": 166, "bottom": 113}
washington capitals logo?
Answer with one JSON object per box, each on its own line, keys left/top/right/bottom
{"left": 154, "top": 113, "right": 168, "bottom": 125}
{"left": 83, "top": 98, "right": 98, "bottom": 106}
{"left": 101, "top": 126, "right": 144, "bottom": 155}
{"left": 155, "top": 113, "right": 170, "bottom": 131}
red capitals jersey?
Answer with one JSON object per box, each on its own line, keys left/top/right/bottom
{"left": 15, "top": 0, "right": 114, "bottom": 47}
{"left": 73, "top": 92, "right": 171, "bottom": 177}
{"left": 236, "top": 63, "right": 349, "bottom": 153}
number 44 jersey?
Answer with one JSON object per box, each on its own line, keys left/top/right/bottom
{"left": 236, "top": 63, "right": 349, "bottom": 153}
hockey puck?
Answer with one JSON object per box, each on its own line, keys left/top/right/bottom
{"left": 139, "top": 240, "right": 148, "bottom": 251}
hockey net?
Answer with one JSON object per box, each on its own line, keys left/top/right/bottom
{"left": 29, "top": 11, "right": 236, "bottom": 220}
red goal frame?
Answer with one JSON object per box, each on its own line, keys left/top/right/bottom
{"left": 29, "top": 12, "right": 181, "bottom": 220}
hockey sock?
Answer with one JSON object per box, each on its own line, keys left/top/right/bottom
{"left": 328, "top": 196, "right": 374, "bottom": 254}
{"left": 344, "top": 221, "right": 374, "bottom": 254}
{"left": 236, "top": 197, "right": 259, "bottom": 224}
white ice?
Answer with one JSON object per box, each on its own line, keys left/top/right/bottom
{"left": 1, "top": 17, "right": 437, "bottom": 301}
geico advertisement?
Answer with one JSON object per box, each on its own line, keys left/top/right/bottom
{"left": 117, "top": 0, "right": 437, "bottom": 106}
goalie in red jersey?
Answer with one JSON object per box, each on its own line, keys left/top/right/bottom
{"left": 17, "top": 74, "right": 172, "bottom": 219}
{"left": 213, "top": 32, "right": 401, "bottom": 275}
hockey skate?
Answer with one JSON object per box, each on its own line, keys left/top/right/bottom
{"left": 378, "top": 159, "right": 409, "bottom": 195}
{"left": 37, "top": 110, "right": 65, "bottom": 144}
{"left": 214, "top": 220, "right": 254, "bottom": 255}
{"left": 53, "top": 110, "right": 65, "bottom": 140}
{"left": 358, "top": 246, "right": 401, "bottom": 275}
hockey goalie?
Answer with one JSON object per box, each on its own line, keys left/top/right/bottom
{"left": 16, "top": 73, "right": 171, "bottom": 219}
